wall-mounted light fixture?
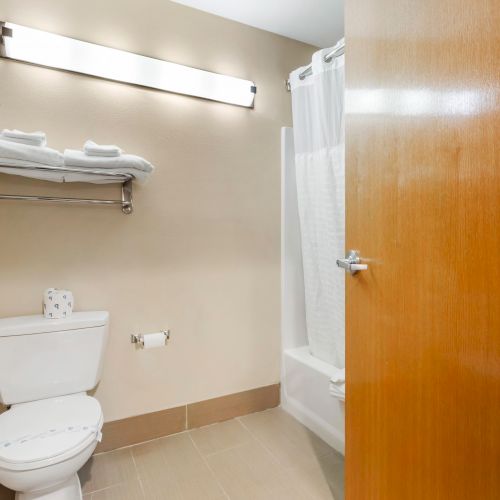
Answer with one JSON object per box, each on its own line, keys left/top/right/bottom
{"left": 0, "top": 22, "right": 257, "bottom": 108}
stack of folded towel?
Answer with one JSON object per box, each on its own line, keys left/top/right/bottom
{"left": 0, "top": 131, "right": 154, "bottom": 184}
{"left": 63, "top": 140, "right": 154, "bottom": 184}
{"left": 0, "top": 129, "right": 65, "bottom": 182}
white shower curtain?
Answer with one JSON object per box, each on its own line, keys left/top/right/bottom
{"left": 290, "top": 43, "right": 345, "bottom": 368}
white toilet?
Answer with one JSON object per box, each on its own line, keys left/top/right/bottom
{"left": 0, "top": 311, "right": 109, "bottom": 499}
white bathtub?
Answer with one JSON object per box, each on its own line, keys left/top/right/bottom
{"left": 281, "top": 127, "right": 345, "bottom": 455}
{"left": 281, "top": 346, "right": 345, "bottom": 454}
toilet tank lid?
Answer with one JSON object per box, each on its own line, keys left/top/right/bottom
{"left": 0, "top": 311, "right": 109, "bottom": 337}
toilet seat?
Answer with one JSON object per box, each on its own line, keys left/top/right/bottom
{"left": 0, "top": 395, "right": 103, "bottom": 472}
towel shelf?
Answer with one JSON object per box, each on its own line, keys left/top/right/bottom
{"left": 0, "top": 164, "right": 134, "bottom": 214}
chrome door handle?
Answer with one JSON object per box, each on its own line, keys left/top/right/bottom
{"left": 336, "top": 250, "right": 368, "bottom": 275}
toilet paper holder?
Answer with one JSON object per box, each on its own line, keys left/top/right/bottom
{"left": 130, "top": 330, "right": 170, "bottom": 345}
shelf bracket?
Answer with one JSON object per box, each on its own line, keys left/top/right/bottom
{"left": 121, "top": 179, "right": 133, "bottom": 214}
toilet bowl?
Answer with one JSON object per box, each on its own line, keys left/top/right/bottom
{"left": 0, "top": 394, "right": 103, "bottom": 500}
{"left": 0, "top": 311, "right": 109, "bottom": 499}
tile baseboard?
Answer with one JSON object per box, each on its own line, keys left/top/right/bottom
{"left": 95, "top": 405, "right": 186, "bottom": 454}
{"left": 95, "top": 383, "right": 280, "bottom": 453}
{"left": 187, "top": 383, "right": 280, "bottom": 429}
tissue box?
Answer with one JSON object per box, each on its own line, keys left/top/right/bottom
{"left": 43, "top": 288, "right": 74, "bottom": 319}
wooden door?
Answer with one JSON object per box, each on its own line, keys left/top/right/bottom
{"left": 345, "top": 1, "right": 500, "bottom": 498}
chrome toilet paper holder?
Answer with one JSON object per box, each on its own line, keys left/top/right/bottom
{"left": 130, "top": 330, "right": 170, "bottom": 345}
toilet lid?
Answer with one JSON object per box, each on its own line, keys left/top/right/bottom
{"left": 0, "top": 395, "right": 103, "bottom": 470}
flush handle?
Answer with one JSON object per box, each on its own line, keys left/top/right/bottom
{"left": 336, "top": 250, "right": 368, "bottom": 275}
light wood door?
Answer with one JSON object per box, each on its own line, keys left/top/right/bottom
{"left": 345, "top": 1, "right": 500, "bottom": 498}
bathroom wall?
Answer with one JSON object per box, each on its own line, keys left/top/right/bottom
{"left": 0, "top": 0, "right": 315, "bottom": 421}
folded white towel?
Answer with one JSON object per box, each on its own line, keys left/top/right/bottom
{"left": 1, "top": 129, "right": 47, "bottom": 147}
{"left": 64, "top": 149, "right": 154, "bottom": 183}
{"left": 329, "top": 368, "right": 345, "bottom": 402}
{"left": 84, "top": 140, "right": 122, "bottom": 158}
{"left": 0, "top": 136, "right": 47, "bottom": 148}
{"left": 0, "top": 139, "right": 63, "bottom": 167}
{"left": 2, "top": 129, "right": 46, "bottom": 141}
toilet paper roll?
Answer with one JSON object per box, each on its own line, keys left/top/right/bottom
{"left": 142, "top": 332, "right": 166, "bottom": 349}
{"left": 43, "top": 288, "right": 74, "bottom": 319}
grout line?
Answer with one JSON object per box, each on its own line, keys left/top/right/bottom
{"left": 84, "top": 479, "right": 146, "bottom": 500}
{"left": 83, "top": 482, "right": 126, "bottom": 496}
{"left": 82, "top": 448, "right": 140, "bottom": 496}
{"left": 84, "top": 484, "right": 122, "bottom": 496}
{"left": 238, "top": 410, "right": 304, "bottom": 469}
{"left": 137, "top": 478, "right": 146, "bottom": 500}
{"left": 130, "top": 445, "right": 139, "bottom": 476}
{"left": 201, "top": 440, "right": 251, "bottom": 459}
{"left": 195, "top": 419, "right": 254, "bottom": 459}
{"left": 237, "top": 415, "right": 280, "bottom": 461}
{"left": 93, "top": 428, "right": 192, "bottom": 456}
{"left": 188, "top": 431, "right": 231, "bottom": 500}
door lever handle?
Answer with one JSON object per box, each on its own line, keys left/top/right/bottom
{"left": 336, "top": 250, "right": 368, "bottom": 275}
{"left": 337, "top": 260, "right": 368, "bottom": 272}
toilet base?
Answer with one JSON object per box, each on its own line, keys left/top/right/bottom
{"left": 15, "top": 474, "right": 82, "bottom": 500}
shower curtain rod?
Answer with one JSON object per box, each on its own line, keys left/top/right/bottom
{"left": 285, "top": 42, "right": 345, "bottom": 91}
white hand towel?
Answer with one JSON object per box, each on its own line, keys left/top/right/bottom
{"left": 329, "top": 368, "right": 345, "bottom": 402}
{"left": 0, "top": 136, "right": 47, "bottom": 147}
{"left": 1, "top": 129, "right": 47, "bottom": 147}
{"left": 0, "top": 139, "right": 63, "bottom": 167}
{"left": 84, "top": 140, "right": 122, "bottom": 157}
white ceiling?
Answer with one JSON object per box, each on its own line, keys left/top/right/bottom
{"left": 171, "top": 0, "right": 344, "bottom": 48}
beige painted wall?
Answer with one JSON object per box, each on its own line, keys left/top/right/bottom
{"left": 0, "top": 1, "right": 314, "bottom": 421}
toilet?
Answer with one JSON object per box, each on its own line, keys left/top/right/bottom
{"left": 0, "top": 311, "right": 109, "bottom": 499}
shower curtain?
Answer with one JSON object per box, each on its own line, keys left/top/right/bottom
{"left": 289, "top": 43, "right": 345, "bottom": 368}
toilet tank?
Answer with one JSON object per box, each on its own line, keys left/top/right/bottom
{"left": 0, "top": 311, "right": 109, "bottom": 405}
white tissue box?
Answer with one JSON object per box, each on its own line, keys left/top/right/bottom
{"left": 43, "top": 288, "right": 74, "bottom": 319}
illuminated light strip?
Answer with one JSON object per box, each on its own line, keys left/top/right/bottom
{"left": 0, "top": 22, "right": 256, "bottom": 108}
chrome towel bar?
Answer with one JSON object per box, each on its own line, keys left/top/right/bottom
{"left": 0, "top": 165, "right": 134, "bottom": 214}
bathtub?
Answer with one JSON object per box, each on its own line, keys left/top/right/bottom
{"left": 281, "top": 346, "right": 345, "bottom": 454}
{"left": 281, "top": 127, "right": 345, "bottom": 455}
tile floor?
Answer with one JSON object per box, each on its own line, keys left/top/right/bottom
{"left": 79, "top": 407, "right": 344, "bottom": 500}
